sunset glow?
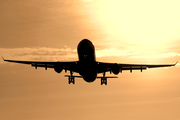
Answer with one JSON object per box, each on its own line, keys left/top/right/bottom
{"left": 83, "top": 0, "right": 180, "bottom": 52}
{"left": 0, "top": 0, "right": 180, "bottom": 120}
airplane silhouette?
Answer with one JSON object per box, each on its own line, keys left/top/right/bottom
{"left": 3, "top": 39, "right": 178, "bottom": 85}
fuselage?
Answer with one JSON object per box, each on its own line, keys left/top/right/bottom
{"left": 77, "top": 39, "right": 97, "bottom": 82}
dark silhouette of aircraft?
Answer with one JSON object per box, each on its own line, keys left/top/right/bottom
{"left": 2, "top": 39, "right": 178, "bottom": 85}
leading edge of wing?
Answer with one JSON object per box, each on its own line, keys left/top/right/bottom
{"left": 2, "top": 57, "right": 33, "bottom": 64}
{"left": 2, "top": 57, "right": 53, "bottom": 64}
{"left": 98, "top": 61, "right": 177, "bottom": 71}
{"left": 2, "top": 57, "right": 78, "bottom": 65}
{"left": 98, "top": 61, "right": 177, "bottom": 66}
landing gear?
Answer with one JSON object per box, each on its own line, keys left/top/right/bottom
{"left": 68, "top": 71, "right": 75, "bottom": 84}
{"left": 101, "top": 77, "right": 107, "bottom": 85}
{"left": 101, "top": 72, "right": 107, "bottom": 85}
{"left": 68, "top": 76, "right": 75, "bottom": 84}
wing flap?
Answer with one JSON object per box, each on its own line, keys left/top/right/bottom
{"left": 31, "top": 63, "right": 54, "bottom": 68}
{"left": 119, "top": 62, "right": 177, "bottom": 70}
{"left": 121, "top": 66, "right": 147, "bottom": 70}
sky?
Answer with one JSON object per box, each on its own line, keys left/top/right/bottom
{"left": 0, "top": 0, "right": 180, "bottom": 120}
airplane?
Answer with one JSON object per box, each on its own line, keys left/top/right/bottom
{"left": 3, "top": 39, "right": 178, "bottom": 85}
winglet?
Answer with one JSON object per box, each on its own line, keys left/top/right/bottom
{"left": 174, "top": 61, "right": 178, "bottom": 66}
{"left": 2, "top": 57, "right": 5, "bottom": 61}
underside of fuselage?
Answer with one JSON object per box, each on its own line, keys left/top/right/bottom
{"left": 78, "top": 61, "right": 98, "bottom": 82}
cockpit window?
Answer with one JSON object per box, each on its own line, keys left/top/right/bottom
{"left": 84, "top": 55, "right": 87, "bottom": 58}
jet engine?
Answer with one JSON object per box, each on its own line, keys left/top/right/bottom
{"left": 54, "top": 62, "right": 63, "bottom": 73}
{"left": 111, "top": 63, "right": 120, "bottom": 75}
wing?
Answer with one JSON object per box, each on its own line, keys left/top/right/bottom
{"left": 97, "top": 61, "right": 178, "bottom": 73}
{"left": 2, "top": 57, "right": 79, "bottom": 73}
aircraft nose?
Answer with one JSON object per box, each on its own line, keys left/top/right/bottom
{"left": 82, "top": 39, "right": 91, "bottom": 42}
{"left": 78, "top": 39, "right": 94, "bottom": 54}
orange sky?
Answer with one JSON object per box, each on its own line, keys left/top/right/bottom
{"left": 0, "top": 0, "right": 180, "bottom": 120}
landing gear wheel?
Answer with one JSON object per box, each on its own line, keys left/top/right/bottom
{"left": 101, "top": 77, "right": 107, "bottom": 85}
{"left": 101, "top": 72, "right": 107, "bottom": 85}
{"left": 68, "top": 76, "right": 75, "bottom": 84}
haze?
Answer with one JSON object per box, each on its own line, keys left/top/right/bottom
{"left": 0, "top": 0, "right": 180, "bottom": 120}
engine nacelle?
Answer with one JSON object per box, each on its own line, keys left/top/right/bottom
{"left": 111, "top": 63, "right": 120, "bottom": 75}
{"left": 54, "top": 62, "right": 63, "bottom": 73}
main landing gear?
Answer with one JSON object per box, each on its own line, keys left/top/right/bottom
{"left": 101, "top": 72, "right": 107, "bottom": 85}
{"left": 65, "top": 71, "right": 117, "bottom": 85}
{"left": 68, "top": 76, "right": 75, "bottom": 84}
{"left": 68, "top": 71, "right": 75, "bottom": 84}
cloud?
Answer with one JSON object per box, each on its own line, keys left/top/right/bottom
{"left": 130, "top": 52, "right": 180, "bottom": 59}
{"left": 81, "top": 0, "right": 93, "bottom": 2}
{"left": 0, "top": 47, "right": 179, "bottom": 64}
{"left": 96, "top": 48, "right": 180, "bottom": 60}
{"left": 0, "top": 47, "right": 78, "bottom": 64}
{"left": 96, "top": 48, "right": 134, "bottom": 57}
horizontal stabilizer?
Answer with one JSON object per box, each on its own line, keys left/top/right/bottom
{"left": 64, "top": 75, "right": 118, "bottom": 78}
{"left": 97, "top": 76, "right": 118, "bottom": 78}
{"left": 64, "top": 75, "right": 82, "bottom": 78}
